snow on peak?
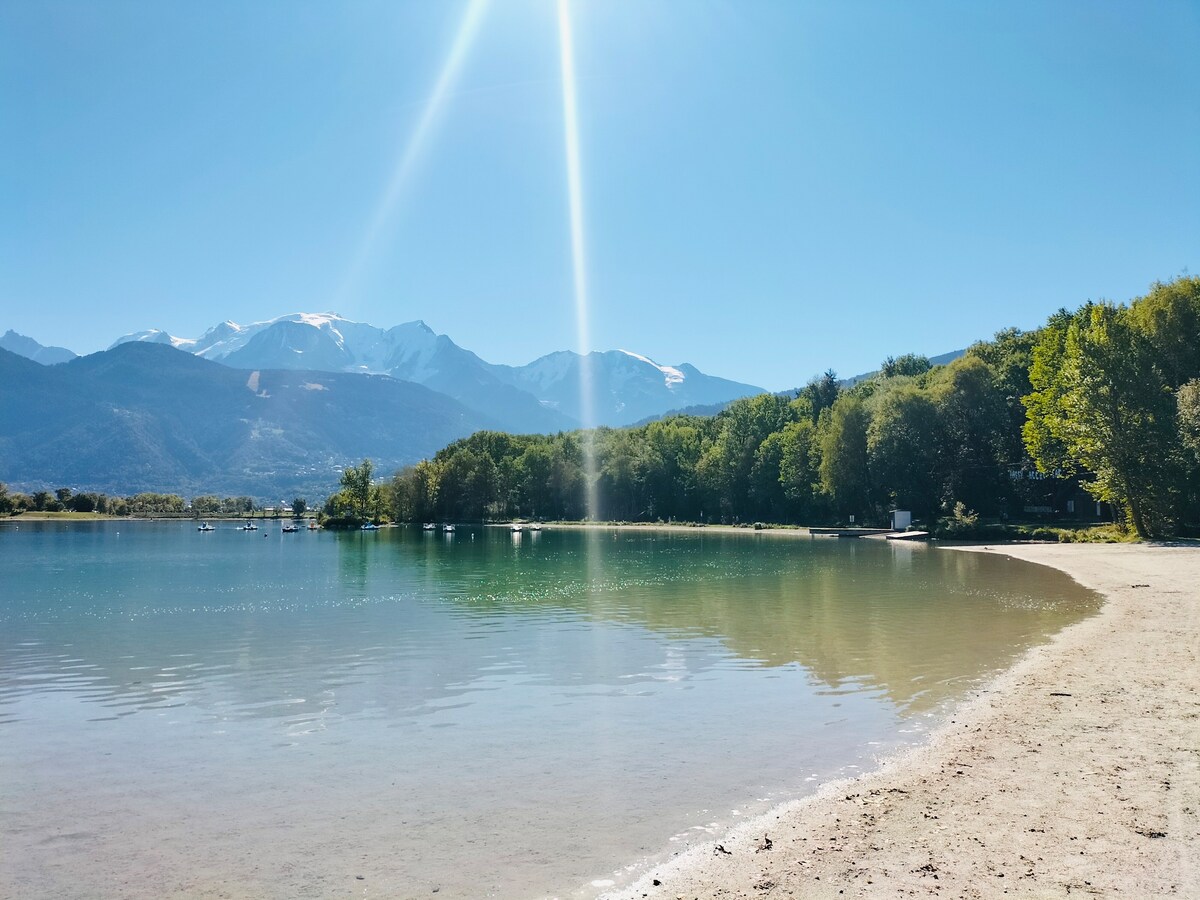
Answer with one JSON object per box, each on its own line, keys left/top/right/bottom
{"left": 109, "top": 329, "right": 196, "bottom": 351}
{"left": 291, "top": 312, "right": 346, "bottom": 328}
{"left": 617, "top": 349, "right": 686, "bottom": 388}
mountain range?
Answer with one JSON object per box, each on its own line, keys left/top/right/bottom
{"left": 1, "top": 314, "right": 766, "bottom": 497}
{"left": 1, "top": 329, "right": 77, "bottom": 365}
{"left": 0, "top": 342, "right": 489, "bottom": 498}
{"left": 106, "top": 313, "right": 765, "bottom": 430}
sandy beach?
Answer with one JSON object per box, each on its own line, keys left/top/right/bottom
{"left": 605, "top": 543, "right": 1199, "bottom": 900}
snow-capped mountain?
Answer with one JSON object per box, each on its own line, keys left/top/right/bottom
{"left": 110, "top": 313, "right": 765, "bottom": 430}
{"left": 0, "top": 330, "right": 77, "bottom": 365}
{"left": 491, "top": 349, "right": 764, "bottom": 427}
{"left": 111, "top": 313, "right": 570, "bottom": 433}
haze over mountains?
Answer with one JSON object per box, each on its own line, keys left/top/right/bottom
{"left": 0, "top": 329, "right": 77, "bottom": 365}
{"left": 0, "top": 342, "right": 488, "bottom": 498}
{"left": 1, "top": 314, "right": 766, "bottom": 497}
{"left": 106, "top": 313, "right": 765, "bottom": 429}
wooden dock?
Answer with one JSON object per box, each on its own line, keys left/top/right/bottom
{"left": 809, "top": 527, "right": 893, "bottom": 538}
{"left": 885, "top": 530, "right": 930, "bottom": 541}
{"left": 809, "top": 527, "right": 932, "bottom": 541}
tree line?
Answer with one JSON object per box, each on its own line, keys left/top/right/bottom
{"left": 332, "top": 277, "right": 1193, "bottom": 538}
{"left": 0, "top": 487, "right": 308, "bottom": 519}
{"left": 324, "top": 276, "right": 1200, "bottom": 538}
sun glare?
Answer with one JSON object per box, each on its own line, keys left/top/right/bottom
{"left": 557, "top": 0, "right": 599, "bottom": 520}
{"left": 337, "top": 0, "right": 491, "bottom": 308}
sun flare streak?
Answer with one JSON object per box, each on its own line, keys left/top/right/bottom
{"left": 338, "top": 0, "right": 490, "bottom": 305}
{"left": 557, "top": 0, "right": 598, "bottom": 520}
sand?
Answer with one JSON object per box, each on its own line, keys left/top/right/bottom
{"left": 603, "top": 543, "right": 1199, "bottom": 900}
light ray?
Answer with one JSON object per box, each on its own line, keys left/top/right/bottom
{"left": 337, "top": 0, "right": 490, "bottom": 307}
{"left": 557, "top": 0, "right": 598, "bottom": 521}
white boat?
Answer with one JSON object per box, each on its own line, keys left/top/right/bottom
{"left": 528, "top": 523, "right": 542, "bottom": 532}
{"left": 361, "top": 522, "right": 379, "bottom": 531}
{"left": 442, "top": 523, "right": 456, "bottom": 533}
{"left": 281, "top": 524, "right": 299, "bottom": 533}
{"left": 197, "top": 522, "right": 215, "bottom": 532}
{"left": 241, "top": 521, "right": 258, "bottom": 531}
{"left": 307, "top": 520, "right": 319, "bottom": 530}
{"left": 422, "top": 523, "right": 437, "bottom": 531}
{"left": 510, "top": 523, "right": 523, "bottom": 533}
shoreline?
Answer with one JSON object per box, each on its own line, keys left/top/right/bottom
{"left": 602, "top": 543, "right": 1199, "bottom": 899}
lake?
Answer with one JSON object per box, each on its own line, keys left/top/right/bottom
{"left": 0, "top": 522, "right": 1098, "bottom": 898}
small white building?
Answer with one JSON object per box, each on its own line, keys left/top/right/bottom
{"left": 890, "top": 509, "right": 912, "bottom": 531}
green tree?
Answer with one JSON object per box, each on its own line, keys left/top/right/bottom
{"left": 221, "top": 496, "right": 254, "bottom": 515}
{"left": 437, "top": 448, "right": 497, "bottom": 520}
{"left": 819, "top": 396, "right": 870, "bottom": 520}
{"left": 596, "top": 429, "right": 644, "bottom": 521}
{"left": 1128, "top": 276, "right": 1200, "bottom": 389}
{"left": 192, "top": 495, "right": 221, "bottom": 516}
{"left": 514, "top": 443, "right": 557, "bottom": 519}
{"left": 932, "top": 356, "right": 1010, "bottom": 514}
{"left": 880, "top": 353, "right": 932, "bottom": 379}
{"left": 128, "top": 493, "right": 186, "bottom": 515}
{"left": 1179, "top": 379, "right": 1200, "bottom": 462}
{"left": 867, "top": 385, "right": 941, "bottom": 523}
{"left": 797, "top": 370, "right": 840, "bottom": 424}
{"left": 291, "top": 497, "right": 307, "bottom": 518}
{"left": 1024, "top": 303, "right": 1182, "bottom": 537}
{"left": 340, "top": 459, "right": 375, "bottom": 520}
{"left": 697, "top": 394, "right": 795, "bottom": 521}
{"left": 966, "top": 326, "right": 1042, "bottom": 471}
{"left": 68, "top": 492, "right": 98, "bottom": 513}
{"left": 749, "top": 430, "right": 787, "bottom": 521}
{"left": 777, "top": 419, "right": 820, "bottom": 520}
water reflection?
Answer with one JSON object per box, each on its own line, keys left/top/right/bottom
{"left": 0, "top": 524, "right": 1098, "bottom": 726}
{"left": 0, "top": 522, "right": 1100, "bottom": 899}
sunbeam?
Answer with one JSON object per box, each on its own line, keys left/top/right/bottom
{"left": 336, "top": 0, "right": 490, "bottom": 308}
{"left": 557, "top": 0, "right": 598, "bottom": 521}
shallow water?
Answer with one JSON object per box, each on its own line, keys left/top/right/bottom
{"left": 0, "top": 522, "right": 1098, "bottom": 898}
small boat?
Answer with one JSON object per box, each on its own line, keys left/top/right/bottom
{"left": 442, "top": 523, "right": 456, "bottom": 533}
{"left": 510, "top": 522, "right": 523, "bottom": 533}
{"left": 307, "top": 520, "right": 319, "bottom": 530}
{"left": 241, "top": 521, "right": 258, "bottom": 531}
{"left": 361, "top": 522, "right": 379, "bottom": 531}
{"left": 197, "top": 522, "right": 215, "bottom": 532}
{"left": 528, "top": 523, "right": 542, "bottom": 532}
{"left": 422, "top": 522, "right": 437, "bottom": 531}
{"left": 281, "top": 524, "right": 299, "bottom": 533}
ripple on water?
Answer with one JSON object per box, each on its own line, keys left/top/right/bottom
{"left": 0, "top": 524, "right": 1099, "bottom": 897}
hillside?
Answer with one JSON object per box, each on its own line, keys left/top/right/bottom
{"left": 0, "top": 342, "right": 489, "bottom": 498}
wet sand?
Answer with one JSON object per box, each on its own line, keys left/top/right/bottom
{"left": 604, "top": 543, "right": 1199, "bottom": 900}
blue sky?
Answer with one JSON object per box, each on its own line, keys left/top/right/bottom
{"left": 2, "top": 0, "right": 1197, "bottom": 391}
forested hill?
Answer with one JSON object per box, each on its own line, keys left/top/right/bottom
{"left": 0, "top": 341, "right": 489, "bottom": 498}
{"left": 361, "top": 277, "right": 1200, "bottom": 539}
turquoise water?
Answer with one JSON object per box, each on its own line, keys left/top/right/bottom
{"left": 0, "top": 522, "right": 1097, "bottom": 898}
